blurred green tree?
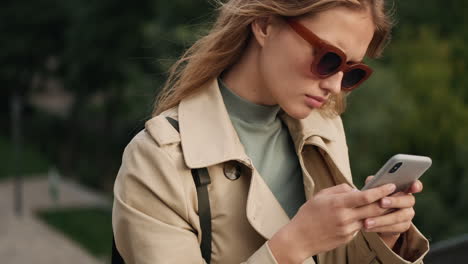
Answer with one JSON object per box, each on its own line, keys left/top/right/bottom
{"left": 0, "top": 0, "right": 68, "bottom": 125}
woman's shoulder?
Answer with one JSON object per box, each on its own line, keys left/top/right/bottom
{"left": 143, "top": 107, "right": 180, "bottom": 147}
{"left": 126, "top": 107, "right": 179, "bottom": 147}
{"left": 121, "top": 107, "right": 183, "bottom": 170}
{"left": 117, "top": 106, "right": 190, "bottom": 194}
{"left": 115, "top": 107, "right": 196, "bottom": 226}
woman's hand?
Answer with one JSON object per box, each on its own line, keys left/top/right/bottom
{"left": 268, "top": 183, "right": 396, "bottom": 264}
{"left": 362, "top": 176, "right": 423, "bottom": 249}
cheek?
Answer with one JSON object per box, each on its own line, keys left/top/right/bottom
{"left": 258, "top": 52, "right": 314, "bottom": 118}
{"left": 257, "top": 33, "right": 323, "bottom": 118}
{"left": 259, "top": 37, "right": 306, "bottom": 95}
{"left": 260, "top": 46, "right": 288, "bottom": 81}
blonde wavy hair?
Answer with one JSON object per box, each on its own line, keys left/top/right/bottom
{"left": 154, "top": 0, "right": 393, "bottom": 116}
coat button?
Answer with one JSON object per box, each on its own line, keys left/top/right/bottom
{"left": 223, "top": 162, "right": 242, "bottom": 181}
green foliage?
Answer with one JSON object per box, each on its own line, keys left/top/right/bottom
{"left": 0, "top": 136, "right": 50, "bottom": 179}
{"left": 37, "top": 207, "right": 112, "bottom": 259}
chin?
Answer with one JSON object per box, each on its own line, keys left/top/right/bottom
{"left": 283, "top": 105, "right": 313, "bottom": 120}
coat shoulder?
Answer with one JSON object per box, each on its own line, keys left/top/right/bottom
{"left": 144, "top": 107, "right": 181, "bottom": 147}
{"left": 116, "top": 107, "right": 192, "bottom": 219}
{"left": 118, "top": 106, "right": 184, "bottom": 182}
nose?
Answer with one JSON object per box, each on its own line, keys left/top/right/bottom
{"left": 319, "top": 71, "right": 343, "bottom": 95}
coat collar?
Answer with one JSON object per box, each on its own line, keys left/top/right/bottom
{"left": 178, "top": 78, "right": 339, "bottom": 170}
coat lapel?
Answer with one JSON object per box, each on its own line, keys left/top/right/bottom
{"left": 246, "top": 168, "right": 291, "bottom": 239}
{"left": 178, "top": 79, "right": 249, "bottom": 169}
{"left": 282, "top": 110, "right": 354, "bottom": 186}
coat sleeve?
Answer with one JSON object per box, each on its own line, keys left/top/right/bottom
{"left": 112, "top": 131, "right": 288, "bottom": 264}
{"left": 346, "top": 226, "right": 429, "bottom": 264}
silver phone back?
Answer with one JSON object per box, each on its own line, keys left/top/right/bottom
{"left": 361, "top": 154, "right": 432, "bottom": 192}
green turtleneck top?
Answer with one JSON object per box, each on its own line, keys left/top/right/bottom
{"left": 218, "top": 78, "right": 306, "bottom": 219}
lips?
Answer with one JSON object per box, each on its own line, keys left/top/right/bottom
{"left": 307, "top": 95, "right": 325, "bottom": 103}
{"left": 305, "top": 95, "right": 326, "bottom": 108}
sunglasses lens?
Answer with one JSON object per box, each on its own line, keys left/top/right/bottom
{"left": 342, "top": 68, "right": 367, "bottom": 89}
{"left": 317, "top": 52, "right": 342, "bottom": 75}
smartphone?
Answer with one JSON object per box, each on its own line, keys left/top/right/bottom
{"left": 361, "top": 154, "right": 432, "bottom": 193}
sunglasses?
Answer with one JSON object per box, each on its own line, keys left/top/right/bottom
{"left": 285, "top": 18, "right": 373, "bottom": 91}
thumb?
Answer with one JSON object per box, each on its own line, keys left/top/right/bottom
{"left": 365, "top": 175, "right": 374, "bottom": 184}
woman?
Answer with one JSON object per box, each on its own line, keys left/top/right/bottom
{"left": 112, "top": 0, "right": 429, "bottom": 263}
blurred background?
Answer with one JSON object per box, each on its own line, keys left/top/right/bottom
{"left": 1, "top": 0, "right": 467, "bottom": 263}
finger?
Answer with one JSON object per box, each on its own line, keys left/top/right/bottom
{"left": 340, "top": 183, "right": 396, "bottom": 208}
{"left": 364, "top": 208, "right": 414, "bottom": 230}
{"left": 338, "top": 220, "right": 363, "bottom": 239}
{"left": 352, "top": 202, "right": 391, "bottom": 220}
{"left": 318, "top": 183, "right": 354, "bottom": 196}
{"left": 380, "top": 194, "right": 415, "bottom": 209}
{"left": 408, "top": 180, "right": 423, "bottom": 194}
{"left": 365, "top": 221, "right": 411, "bottom": 234}
{"left": 390, "top": 191, "right": 406, "bottom": 197}
{"left": 365, "top": 175, "right": 374, "bottom": 184}
{"left": 349, "top": 220, "right": 364, "bottom": 238}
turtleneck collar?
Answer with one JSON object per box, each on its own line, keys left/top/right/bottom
{"left": 218, "top": 78, "right": 281, "bottom": 126}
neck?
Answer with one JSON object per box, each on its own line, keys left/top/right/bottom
{"left": 221, "top": 39, "right": 277, "bottom": 106}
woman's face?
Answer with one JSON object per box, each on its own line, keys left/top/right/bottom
{"left": 257, "top": 6, "right": 375, "bottom": 119}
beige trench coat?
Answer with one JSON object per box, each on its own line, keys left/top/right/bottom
{"left": 112, "top": 79, "right": 429, "bottom": 264}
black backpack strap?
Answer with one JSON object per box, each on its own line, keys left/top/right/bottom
{"left": 167, "top": 117, "right": 212, "bottom": 263}
{"left": 192, "top": 167, "right": 212, "bottom": 263}
{"left": 166, "top": 116, "right": 180, "bottom": 132}
{"left": 112, "top": 236, "right": 124, "bottom": 264}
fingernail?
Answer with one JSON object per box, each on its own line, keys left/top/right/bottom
{"left": 416, "top": 181, "right": 422, "bottom": 190}
{"left": 366, "top": 219, "right": 376, "bottom": 228}
{"left": 387, "top": 184, "right": 396, "bottom": 192}
{"left": 381, "top": 198, "right": 391, "bottom": 207}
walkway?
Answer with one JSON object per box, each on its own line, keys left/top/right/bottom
{"left": 0, "top": 176, "right": 110, "bottom": 264}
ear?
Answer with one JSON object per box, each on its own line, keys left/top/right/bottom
{"left": 251, "top": 17, "right": 273, "bottom": 48}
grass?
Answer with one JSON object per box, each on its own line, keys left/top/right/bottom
{"left": 0, "top": 136, "right": 50, "bottom": 179}
{"left": 37, "top": 207, "right": 113, "bottom": 259}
